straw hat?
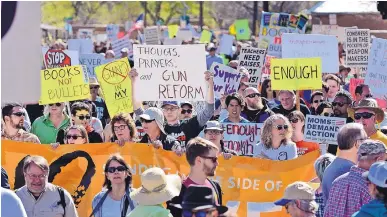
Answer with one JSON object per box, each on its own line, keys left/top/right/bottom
{"left": 130, "top": 167, "right": 182, "bottom": 206}
{"left": 89, "top": 77, "right": 100, "bottom": 86}
{"left": 347, "top": 98, "right": 385, "bottom": 123}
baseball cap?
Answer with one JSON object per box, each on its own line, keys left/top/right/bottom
{"left": 274, "top": 181, "right": 315, "bottom": 206}
{"left": 121, "top": 48, "right": 129, "bottom": 53}
{"left": 357, "top": 140, "right": 387, "bottom": 158}
{"left": 139, "top": 107, "right": 166, "bottom": 135}
{"left": 204, "top": 121, "right": 223, "bottom": 132}
{"left": 362, "top": 161, "right": 387, "bottom": 188}
{"left": 180, "top": 101, "right": 192, "bottom": 109}
{"left": 161, "top": 101, "right": 179, "bottom": 108}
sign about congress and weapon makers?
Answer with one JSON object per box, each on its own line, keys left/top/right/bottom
{"left": 211, "top": 63, "right": 241, "bottom": 99}
{"left": 304, "top": 115, "right": 346, "bottom": 145}
{"left": 237, "top": 47, "right": 266, "bottom": 85}
{"left": 345, "top": 29, "right": 370, "bottom": 67}
{"left": 364, "top": 38, "right": 387, "bottom": 98}
{"left": 95, "top": 58, "right": 133, "bottom": 117}
{"left": 270, "top": 58, "right": 322, "bottom": 90}
{"left": 39, "top": 65, "right": 90, "bottom": 105}
{"left": 133, "top": 44, "right": 207, "bottom": 101}
{"left": 222, "top": 123, "right": 263, "bottom": 156}
{"left": 79, "top": 54, "right": 105, "bottom": 77}
{"left": 42, "top": 48, "right": 80, "bottom": 69}
{"left": 281, "top": 34, "right": 339, "bottom": 73}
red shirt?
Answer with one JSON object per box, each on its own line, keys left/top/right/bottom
{"left": 296, "top": 140, "right": 319, "bottom": 156}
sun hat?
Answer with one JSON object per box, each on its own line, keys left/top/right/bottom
{"left": 139, "top": 107, "right": 166, "bottom": 135}
{"left": 89, "top": 77, "right": 100, "bottom": 86}
{"left": 347, "top": 98, "right": 385, "bottom": 123}
{"left": 130, "top": 167, "right": 182, "bottom": 205}
{"left": 274, "top": 181, "right": 316, "bottom": 206}
{"left": 362, "top": 161, "right": 387, "bottom": 188}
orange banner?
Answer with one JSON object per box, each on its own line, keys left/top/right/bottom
{"left": 1, "top": 140, "right": 319, "bottom": 217}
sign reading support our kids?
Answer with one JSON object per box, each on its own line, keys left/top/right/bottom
{"left": 95, "top": 58, "right": 133, "bottom": 117}
{"left": 304, "top": 115, "right": 346, "bottom": 144}
{"left": 133, "top": 44, "right": 207, "bottom": 101}
{"left": 270, "top": 57, "right": 322, "bottom": 90}
{"left": 39, "top": 65, "right": 90, "bottom": 105}
{"left": 222, "top": 123, "right": 263, "bottom": 156}
{"left": 210, "top": 63, "right": 241, "bottom": 99}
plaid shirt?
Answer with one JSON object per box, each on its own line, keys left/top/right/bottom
{"left": 324, "top": 166, "right": 372, "bottom": 217}
{"left": 1, "top": 129, "right": 40, "bottom": 144}
{"left": 315, "top": 191, "right": 324, "bottom": 217}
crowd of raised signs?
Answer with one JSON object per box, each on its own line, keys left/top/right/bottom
{"left": 2, "top": 13, "right": 387, "bottom": 217}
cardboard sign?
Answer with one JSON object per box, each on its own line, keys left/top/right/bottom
{"left": 111, "top": 36, "right": 132, "bottom": 58}
{"left": 349, "top": 78, "right": 364, "bottom": 99}
{"left": 238, "top": 47, "right": 266, "bottom": 85}
{"left": 200, "top": 30, "right": 212, "bottom": 43}
{"left": 259, "top": 12, "right": 308, "bottom": 57}
{"left": 79, "top": 54, "right": 105, "bottom": 77}
{"left": 176, "top": 30, "right": 193, "bottom": 41}
{"left": 218, "top": 34, "right": 235, "bottom": 55}
{"left": 270, "top": 58, "right": 322, "bottom": 90}
{"left": 77, "top": 29, "right": 93, "bottom": 39}
{"left": 364, "top": 38, "right": 387, "bottom": 98}
{"left": 106, "top": 24, "right": 119, "bottom": 41}
{"left": 345, "top": 29, "right": 370, "bottom": 67}
{"left": 42, "top": 48, "right": 79, "bottom": 69}
{"left": 282, "top": 34, "right": 339, "bottom": 73}
{"left": 168, "top": 25, "right": 179, "bottom": 38}
{"left": 67, "top": 39, "right": 94, "bottom": 54}
{"left": 235, "top": 19, "right": 251, "bottom": 40}
{"left": 133, "top": 44, "right": 207, "bottom": 101}
{"left": 222, "top": 123, "right": 263, "bottom": 156}
{"left": 95, "top": 58, "right": 133, "bottom": 117}
{"left": 210, "top": 63, "right": 241, "bottom": 99}
{"left": 39, "top": 65, "right": 89, "bottom": 105}
{"left": 261, "top": 55, "right": 276, "bottom": 81}
{"left": 144, "top": 26, "right": 160, "bottom": 45}
{"left": 304, "top": 115, "right": 346, "bottom": 144}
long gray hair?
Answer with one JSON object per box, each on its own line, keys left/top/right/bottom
{"left": 261, "top": 114, "right": 293, "bottom": 149}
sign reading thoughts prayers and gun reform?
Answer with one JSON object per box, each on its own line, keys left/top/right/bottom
{"left": 133, "top": 44, "right": 207, "bottom": 101}
{"left": 304, "top": 115, "right": 346, "bottom": 145}
{"left": 222, "top": 123, "right": 262, "bottom": 156}
{"left": 238, "top": 47, "right": 266, "bottom": 85}
{"left": 210, "top": 63, "right": 241, "bottom": 99}
{"left": 270, "top": 57, "right": 322, "bottom": 90}
{"left": 95, "top": 58, "right": 133, "bottom": 117}
{"left": 345, "top": 29, "right": 370, "bottom": 67}
{"left": 364, "top": 38, "right": 387, "bottom": 98}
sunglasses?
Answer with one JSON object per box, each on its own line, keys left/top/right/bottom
{"left": 365, "top": 94, "right": 373, "bottom": 98}
{"left": 313, "top": 100, "right": 324, "bottom": 104}
{"left": 200, "top": 156, "right": 218, "bottom": 163}
{"left": 76, "top": 115, "right": 91, "bottom": 120}
{"left": 49, "top": 103, "right": 62, "bottom": 107}
{"left": 332, "top": 102, "right": 347, "bottom": 107}
{"left": 12, "top": 112, "right": 25, "bottom": 117}
{"left": 181, "top": 109, "right": 193, "bottom": 114}
{"left": 113, "top": 125, "right": 127, "bottom": 131}
{"left": 246, "top": 93, "right": 261, "bottom": 98}
{"left": 90, "top": 86, "right": 100, "bottom": 90}
{"left": 66, "top": 135, "right": 83, "bottom": 140}
{"left": 323, "top": 112, "right": 332, "bottom": 117}
{"left": 354, "top": 112, "right": 375, "bottom": 120}
{"left": 140, "top": 118, "right": 154, "bottom": 124}
{"left": 275, "top": 125, "right": 288, "bottom": 130}
{"left": 290, "top": 118, "right": 299, "bottom": 123}
{"left": 106, "top": 166, "right": 126, "bottom": 173}
{"left": 182, "top": 209, "right": 215, "bottom": 217}
{"left": 381, "top": 129, "right": 387, "bottom": 135}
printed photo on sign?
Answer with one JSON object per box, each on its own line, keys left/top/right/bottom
{"left": 345, "top": 29, "right": 370, "bottom": 67}
{"left": 222, "top": 123, "right": 262, "bottom": 156}
{"left": 210, "top": 63, "right": 241, "bottom": 99}
{"left": 237, "top": 47, "right": 266, "bottom": 85}
{"left": 42, "top": 48, "right": 79, "bottom": 69}
{"left": 364, "top": 38, "right": 387, "bottom": 98}
{"left": 133, "top": 44, "right": 207, "bottom": 101}
{"left": 304, "top": 115, "right": 346, "bottom": 145}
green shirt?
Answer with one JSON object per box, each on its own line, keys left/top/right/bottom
{"left": 31, "top": 114, "right": 70, "bottom": 144}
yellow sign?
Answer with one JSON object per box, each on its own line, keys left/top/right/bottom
{"left": 168, "top": 25, "right": 179, "bottom": 39}
{"left": 39, "top": 65, "right": 90, "bottom": 105}
{"left": 200, "top": 30, "right": 212, "bottom": 43}
{"left": 95, "top": 58, "right": 133, "bottom": 117}
{"left": 271, "top": 57, "right": 322, "bottom": 90}
{"left": 229, "top": 23, "right": 236, "bottom": 35}
{"left": 2, "top": 140, "right": 318, "bottom": 217}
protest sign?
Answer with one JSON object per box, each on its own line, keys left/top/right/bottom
{"left": 237, "top": 47, "right": 266, "bottom": 85}
{"left": 111, "top": 36, "right": 132, "bottom": 58}
{"left": 220, "top": 54, "right": 230, "bottom": 65}
{"left": 42, "top": 48, "right": 79, "bottom": 69}
{"left": 345, "top": 29, "right": 370, "bottom": 67}
{"left": 95, "top": 58, "right": 133, "bottom": 117}
{"left": 235, "top": 19, "right": 251, "bottom": 40}
{"left": 364, "top": 38, "right": 387, "bottom": 98}
{"left": 79, "top": 54, "right": 105, "bottom": 77}
{"left": 133, "top": 44, "right": 207, "bottom": 101}
{"left": 200, "top": 29, "right": 212, "bottom": 43}
{"left": 312, "top": 25, "right": 339, "bottom": 36}
{"left": 144, "top": 26, "right": 160, "bottom": 45}
{"left": 218, "top": 34, "right": 234, "bottom": 55}
{"left": 304, "top": 115, "right": 346, "bottom": 144}
{"left": 261, "top": 55, "right": 276, "bottom": 81}
{"left": 176, "top": 30, "right": 193, "bottom": 41}
{"left": 282, "top": 34, "right": 339, "bottom": 73}
{"left": 67, "top": 39, "right": 94, "bottom": 54}
{"left": 106, "top": 24, "right": 119, "bottom": 41}
{"left": 259, "top": 12, "right": 308, "bottom": 57}
{"left": 39, "top": 65, "right": 90, "bottom": 105}
{"left": 222, "top": 123, "right": 263, "bottom": 156}
{"left": 77, "top": 28, "right": 93, "bottom": 39}
{"left": 270, "top": 58, "right": 322, "bottom": 90}
{"left": 349, "top": 78, "right": 364, "bottom": 99}
{"left": 2, "top": 140, "right": 318, "bottom": 217}
{"left": 210, "top": 63, "right": 241, "bottom": 99}
{"left": 168, "top": 25, "right": 179, "bottom": 38}
{"left": 163, "top": 38, "right": 182, "bottom": 45}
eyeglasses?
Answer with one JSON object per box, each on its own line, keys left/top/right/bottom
{"left": 163, "top": 107, "right": 178, "bottom": 112}
{"left": 76, "top": 115, "right": 91, "bottom": 120}
{"left": 49, "top": 103, "right": 62, "bottom": 107}
{"left": 354, "top": 112, "right": 375, "bottom": 120}
{"left": 66, "top": 134, "right": 83, "bottom": 140}
{"left": 113, "top": 125, "right": 128, "bottom": 131}
{"left": 204, "top": 130, "right": 222, "bottom": 135}
{"left": 182, "top": 209, "right": 215, "bottom": 217}
{"left": 323, "top": 112, "right": 332, "bottom": 117}
{"left": 290, "top": 118, "right": 299, "bottom": 123}
{"left": 246, "top": 93, "right": 261, "bottom": 98}
{"left": 365, "top": 94, "right": 373, "bottom": 98}
{"left": 200, "top": 156, "right": 218, "bottom": 163}
{"left": 313, "top": 100, "right": 324, "bottom": 104}
{"left": 12, "top": 112, "right": 26, "bottom": 117}
{"left": 106, "top": 166, "right": 126, "bottom": 173}
{"left": 25, "top": 173, "right": 47, "bottom": 179}
{"left": 181, "top": 109, "right": 192, "bottom": 114}
{"left": 332, "top": 102, "right": 347, "bottom": 107}
{"left": 140, "top": 118, "right": 154, "bottom": 124}
{"left": 90, "top": 86, "right": 100, "bottom": 90}
{"left": 275, "top": 125, "right": 289, "bottom": 130}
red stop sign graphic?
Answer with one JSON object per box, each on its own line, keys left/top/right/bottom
{"left": 44, "top": 50, "right": 71, "bottom": 68}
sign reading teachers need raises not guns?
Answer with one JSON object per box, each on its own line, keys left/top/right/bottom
{"left": 270, "top": 58, "right": 322, "bottom": 90}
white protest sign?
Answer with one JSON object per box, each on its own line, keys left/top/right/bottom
{"left": 163, "top": 38, "right": 182, "bottom": 45}
{"left": 106, "top": 24, "right": 119, "bottom": 41}
{"left": 79, "top": 54, "right": 105, "bottom": 77}
{"left": 345, "top": 29, "right": 370, "bottom": 67}
{"left": 282, "top": 34, "right": 339, "bottom": 73}
{"left": 210, "top": 63, "right": 241, "bottom": 99}
{"left": 144, "top": 26, "right": 160, "bottom": 45}
{"left": 364, "top": 38, "right": 387, "bottom": 98}
{"left": 67, "top": 39, "right": 94, "bottom": 54}
{"left": 42, "top": 48, "right": 80, "bottom": 69}
{"left": 238, "top": 47, "right": 266, "bottom": 85}
{"left": 77, "top": 29, "right": 93, "bottom": 39}
{"left": 218, "top": 34, "right": 234, "bottom": 55}
{"left": 312, "top": 25, "right": 338, "bottom": 36}
{"left": 176, "top": 30, "right": 193, "bottom": 41}
{"left": 222, "top": 123, "right": 262, "bottom": 156}
{"left": 111, "top": 36, "right": 132, "bottom": 58}
{"left": 133, "top": 44, "right": 207, "bottom": 101}
{"left": 304, "top": 115, "right": 346, "bottom": 145}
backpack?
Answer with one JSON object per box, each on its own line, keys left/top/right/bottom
{"left": 57, "top": 187, "right": 66, "bottom": 216}
{"left": 89, "top": 188, "right": 135, "bottom": 217}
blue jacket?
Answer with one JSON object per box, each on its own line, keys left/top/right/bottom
{"left": 352, "top": 199, "right": 387, "bottom": 217}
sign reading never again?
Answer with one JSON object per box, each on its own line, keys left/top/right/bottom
{"left": 39, "top": 65, "right": 90, "bottom": 105}
{"left": 95, "top": 58, "right": 134, "bottom": 117}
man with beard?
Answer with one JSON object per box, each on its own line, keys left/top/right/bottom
{"left": 1, "top": 103, "right": 40, "bottom": 143}
{"left": 332, "top": 91, "right": 353, "bottom": 123}
{"left": 272, "top": 90, "right": 310, "bottom": 117}
{"left": 167, "top": 137, "right": 223, "bottom": 217}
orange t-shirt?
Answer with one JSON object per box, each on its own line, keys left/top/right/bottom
{"left": 296, "top": 140, "right": 320, "bottom": 156}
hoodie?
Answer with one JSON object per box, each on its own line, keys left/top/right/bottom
{"left": 351, "top": 199, "right": 387, "bottom": 217}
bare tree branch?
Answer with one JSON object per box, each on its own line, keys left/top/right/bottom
{"left": 165, "top": 3, "right": 180, "bottom": 25}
